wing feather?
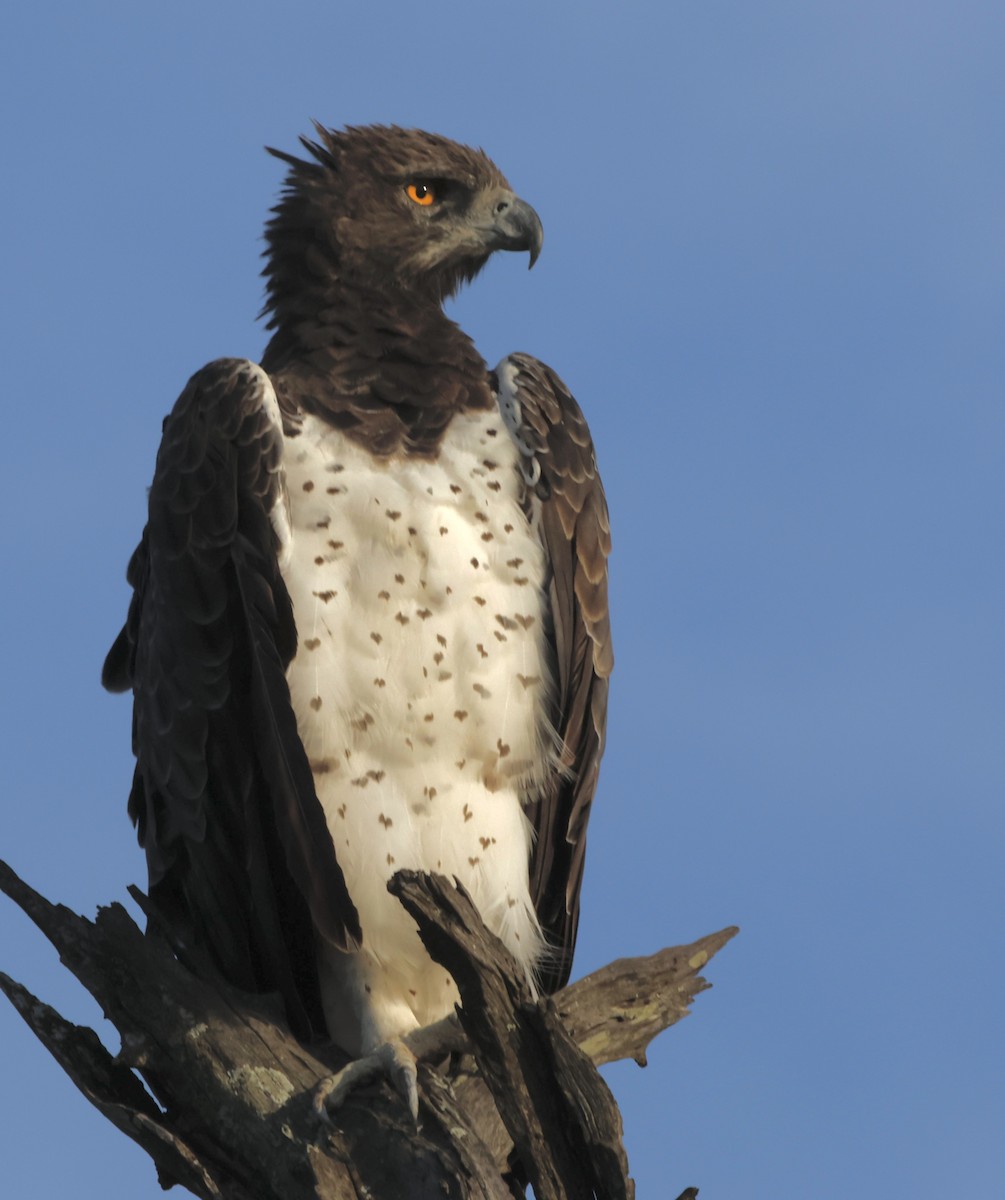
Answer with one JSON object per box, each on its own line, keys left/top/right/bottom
{"left": 103, "top": 358, "right": 360, "bottom": 1037}
{"left": 494, "top": 353, "right": 612, "bottom": 993}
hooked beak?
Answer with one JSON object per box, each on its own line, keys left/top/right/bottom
{"left": 482, "top": 191, "right": 544, "bottom": 268}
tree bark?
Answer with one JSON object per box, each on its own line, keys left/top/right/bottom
{"left": 1, "top": 857, "right": 736, "bottom": 1199}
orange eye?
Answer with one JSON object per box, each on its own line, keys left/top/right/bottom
{"left": 406, "top": 182, "right": 436, "bottom": 206}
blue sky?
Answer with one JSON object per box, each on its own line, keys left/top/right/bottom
{"left": 2, "top": 2, "right": 1002, "bottom": 1196}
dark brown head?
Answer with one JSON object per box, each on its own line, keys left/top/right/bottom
{"left": 262, "top": 124, "right": 543, "bottom": 325}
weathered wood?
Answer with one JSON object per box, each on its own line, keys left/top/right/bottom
{"left": 0, "top": 970, "right": 231, "bottom": 1199}
{"left": 556, "top": 927, "right": 739, "bottom": 1067}
{"left": 392, "top": 871, "right": 633, "bottom": 1200}
{"left": 2, "top": 857, "right": 735, "bottom": 1198}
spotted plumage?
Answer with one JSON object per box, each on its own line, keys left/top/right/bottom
{"left": 104, "top": 124, "right": 612, "bottom": 1056}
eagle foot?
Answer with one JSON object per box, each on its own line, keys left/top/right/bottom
{"left": 314, "top": 1037, "right": 419, "bottom": 1124}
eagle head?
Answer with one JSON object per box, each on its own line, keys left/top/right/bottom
{"left": 263, "top": 124, "right": 543, "bottom": 321}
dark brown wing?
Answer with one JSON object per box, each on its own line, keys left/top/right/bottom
{"left": 103, "top": 358, "right": 360, "bottom": 1037}
{"left": 493, "top": 353, "right": 613, "bottom": 993}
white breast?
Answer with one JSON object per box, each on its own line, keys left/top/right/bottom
{"left": 280, "top": 405, "right": 555, "bottom": 1052}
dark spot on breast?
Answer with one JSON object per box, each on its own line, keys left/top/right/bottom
{"left": 417, "top": 608, "right": 432, "bottom": 620}
{"left": 468, "top": 856, "right": 481, "bottom": 867}
{"left": 395, "top": 612, "right": 410, "bottom": 625}
{"left": 314, "top": 556, "right": 325, "bottom": 565}
{"left": 373, "top": 677, "right": 386, "bottom": 688}
{"left": 517, "top": 673, "right": 540, "bottom": 689}
{"left": 454, "top": 710, "right": 468, "bottom": 722}
{"left": 303, "top": 480, "right": 315, "bottom": 492}
{"left": 313, "top": 590, "right": 337, "bottom": 603}
{"left": 463, "top": 803, "right": 473, "bottom": 822}
{"left": 315, "top": 517, "right": 331, "bottom": 529}
{"left": 470, "top": 557, "right": 480, "bottom": 569}
{"left": 328, "top": 540, "right": 344, "bottom": 551}
{"left": 449, "top": 484, "right": 462, "bottom": 494}
{"left": 310, "top": 757, "right": 336, "bottom": 774}
{"left": 423, "top": 713, "right": 435, "bottom": 722}
{"left": 481, "top": 532, "right": 494, "bottom": 542}
{"left": 309, "top": 696, "right": 323, "bottom": 711}
{"left": 386, "top": 510, "right": 401, "bottom": 520}
{"left": 496, "top": 615, "right": 518, "bottom": 630}
{"left": 474, "top": 596, "right": 487, "bottom": 607}
{"left": 473, "top": 683, "right": 491, "bottom": 698}
{"left": 378, "top": 590, "right": 390, "bottom": 600}
{"left": 515, "top": 614, "right": 536, "bottom": 629}
{"left": 379, "top": 813, "right": 392, "bottom": 828}
{"left": 438, "top": 670, "right": 452, "bottom": 681}
{"left": 395, "top": 573, "right": 405, "bottom": 584}
{"left": 497, "top": 739, "right": 510, "bottom": 757}
{"left": 304, "top": 637, "right": 321, "bottom": 650}
{"left": 476, "top": 644, "right": 488, "bottom": 658}
{"left": 488, "top": 481, "right": 502, "bottom": 492}
{"left": 440, "top": 526, "right": 449, "bottom": 536}
{"left": 494, "top": 631, "right": 507, "bottom": 642}
{"left": 507, "top": 558, "right": 523, "bottom": 569}
{"left": 370, "top": 631, "right": 382, "bottom": 644}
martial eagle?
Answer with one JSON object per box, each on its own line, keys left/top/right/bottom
{"left": 104, "top": 124, "right": 612, "bottom": 1103}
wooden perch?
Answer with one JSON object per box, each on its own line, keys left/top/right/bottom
{"left": 1, "top": 857, "right": 736, "bottom": 1199}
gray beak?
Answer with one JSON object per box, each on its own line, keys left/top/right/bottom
{"left": 486, "top": 192, "right": 544, "bottom": 268}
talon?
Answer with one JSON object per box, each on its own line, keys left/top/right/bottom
{"left": 382, "top": 1039, "right": 420, "bottom": 1122}
{"left": 313, "top": 1038, "right": 419, "bottom": 1125}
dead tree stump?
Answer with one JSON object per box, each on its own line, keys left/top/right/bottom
{"left": 1, "top": 857, "right": 736, "bottom": 1199}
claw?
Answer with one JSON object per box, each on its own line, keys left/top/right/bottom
{"left": 314, "top": 1038, "right": 419, "bottom": 1125}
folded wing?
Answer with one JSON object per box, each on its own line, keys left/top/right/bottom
{"left": 494, "top": 354, "right": 613, "bottom": 993}
{"left": 103, "top": 358, "right": 360, "bottom": 1036}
